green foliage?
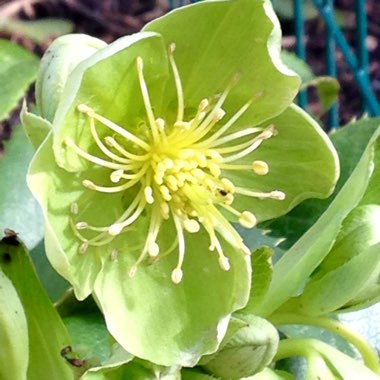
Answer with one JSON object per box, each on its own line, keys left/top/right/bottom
{"left": 0, "top": 0, "right": 379, "bottom": 379}
{"left": 0, "top": 18, "right": 74, "bottom": 43}
{"left": 0, "top": 237, "right": 73, "bottom": 379}
{"left": 0, "top": 39, "right": 38, "bottom": 122}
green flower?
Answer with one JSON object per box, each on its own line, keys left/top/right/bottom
{"left": 26, "top": 0, "right": 338, "bottom": 366}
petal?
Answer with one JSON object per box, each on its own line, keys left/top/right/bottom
{"left": 225, "top": 104, "right": 339, "bottom": 222}
{"left": 94, "top": 225, "right": 251, "bottom": 366}
{"left": 51, "top": 32, "right": 169, "bottom": 172}
{"left": 143, "top": 0, "right": 300, "bottom": 126}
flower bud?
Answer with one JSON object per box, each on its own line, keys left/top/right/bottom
{"left": 201, "top": 314, "right": 279, "bottom": 379}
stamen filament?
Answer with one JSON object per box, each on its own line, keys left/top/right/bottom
{"left": 168, "top": 43, "right": 184, "bottom": 122}
{"left": 78, "top": 104, "right": 150, "bottom": 151}
{"left": 136, "top": 57, "right": 160, "bottom": 143}
{"left": 235, "top": 188, "right": 286, "bottom": 200}
{"left": 89, "top": 116, "right": 131, "bottom": 164}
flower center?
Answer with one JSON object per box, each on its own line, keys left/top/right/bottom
{"left": 65, "top": 43, "right": 285, "bottom": 284}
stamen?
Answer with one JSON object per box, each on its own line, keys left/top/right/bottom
{"left": 88, "top": 116, "right": 131, "bottom": 164}
{"left": 183, "top": 219, "right": 200, "bottom": 233}
{"left": 104, "top": 136, "right": 150, "bottom": 161}
{"left": 77, "top": 104, "right": 150, "bottom": 151}
{"left": 171, "top": 214, "right": 186, "bottom": 284}
{"left": 252, "top": 160, "right": 269, "bottom": 175}
{"left": 70, "top": 203, "right": 78, "bottom": 215}
{"left": 168, "top": 43, "right": 184, "bottom": 122}
{"left": 235, "top": 188, "right": 286, "bottom": 200}
{"left": 110, "top": 249, "right": 118, "bottom": 261}
{"left": 222, "top": 125, "right": 276, "bottom": 162}
{"left": 136, "top": 57, "right": 160, "bottom": 143}
{"left": 239, "top": 211, "right": 257, "bottom": 228}
{"left": 144, "top": 186, "right": 154, "bottom": 204}
{"left": 79, "top": 241, "right": 89, "bottom": 254}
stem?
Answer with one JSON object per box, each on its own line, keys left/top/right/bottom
{"left": 269, "top": 313, "right": 380, "bottom": 374}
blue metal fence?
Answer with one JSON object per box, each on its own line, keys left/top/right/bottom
{"left": 168, "top": 0, "right": 380, "bottom": 129}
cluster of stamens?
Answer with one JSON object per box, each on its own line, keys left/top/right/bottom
{"left": 65, "top": 43, "right": 285, "bottom": 284}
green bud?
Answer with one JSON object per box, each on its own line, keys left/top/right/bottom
{"left": 201, "top": 314, "right": 279, "bottom": 379}
{"left": 36, "top": 34, "right": 106, "bottom": 122}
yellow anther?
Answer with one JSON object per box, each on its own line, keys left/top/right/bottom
{"left": 79, "top": 241, "right": 89, "bottom": 254}
{"left": 166, "top": 175, "right": 178, "bottom": 191}
{"left": 192, "top": 168, "right": 205, "bottom": 180}
{"left": 223, "top": 193, "right": 234, "bottom": 205}
{"left": 104, "top": 136, "right": 115, "bottom": 147}
{"left": 160, "top": 185, "right": 172, "bottom": 201}
{"left": 214, "top": 108, "right": 226, "bottom": 122}
{"left": 195, "top": 152, "right": 207, "bottom": 167}
{"left": 110, "top": 169, "right": 123, "bottom": 183}
{"left": 129, "top": 265, "right": 137, "bottom": 278}
{"left": 209, "top": 162, "right": 221, "bottom": 178}
{"left": 70, "top": 203, "right": 78, "bottom": 215}
{"left": 239, "top": 211, "right": 257, "bottom": 228}
{"left": 163, "top": 158, "right": 174, "bottom": 169}
{"left": 207, "top": 149, "right": 223, "bottom": 163}
{"left": 169, "top": 42, "right": 176, "bottom": 53}
{"left": 77, "top": 103, "right": 92, "bottom": 114}
{"left": 179, "top": 149, "right": 194, "bottom": 159}
{"left": 110, "top": 249, "right": 118, "bottom": 261}
{"left": 270, "top": 190, "right": 286, "bottom": 200}
{"left": 148, "top": 242, "right": 160, "bottom": 257}
{"left": 159, "top": 202, "right": 170, "bottom": 219}
{"left": 144, "top": 186, "right": 154, "bottom": 204}
{"left": 83, "top": 179, "right": 96, "bottom": 190}
{"left": 198, "top": 98, "right": 209, "bottom": 112}
{"left": 156, "top": 118, "right": 165, "bottom": 132}
{"left": 108, "top": 223, "right": 123, "bottom": 236}
{"left": 221, "top": 178, "right": 235, "bottom": 193}
{"left": 174, "top": 121, "right": 191, "bottom": 130}
{"left": 171, "top": 268, "right": 183, "bottom": 284}
{"left": 154, "top": 172, "right": 164, "bottom": 185}
{"left": 252, "top": 160, "right": 269, "bottom": 175}
{"left": 219, "top": 256, "right": 230, "bottom": 271}
{"left": 184, "top": 219, "right": 200, "bottom": 233}
{"left": 75, "top": 222, "right": 88, "bottom": 230}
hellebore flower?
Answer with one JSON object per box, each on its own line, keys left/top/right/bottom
{"left": 26, "top": 0, "right": 338, "bottom": 366}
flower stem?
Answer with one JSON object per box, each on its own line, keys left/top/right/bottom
{"left": 269, "top": 312, "right": 380, "bottom": 374}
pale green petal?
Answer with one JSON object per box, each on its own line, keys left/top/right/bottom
{"left": 143, "top": 0, "right": 300, "bottom": 126}
{"left": 51, "top": 32, "right": 168, "bottom": 172}
{"left": 94, "top": 227, "right": 251, "bottom": 366}
{"left": 226, "top": 104, "right": 339, "bottom": 222}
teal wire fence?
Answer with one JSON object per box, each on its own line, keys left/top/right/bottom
{"left": 168, "top": 0, "right": 380, "bottom": 129}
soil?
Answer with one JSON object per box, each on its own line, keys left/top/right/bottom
{"left": 0, "top": 0, "right": 379, "bottom": 151}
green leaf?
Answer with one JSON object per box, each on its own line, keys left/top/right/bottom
{"left": 0, "top": 39, "right": 38, "bottom": 122}
{"left": 311, "top": 76, "right": 340, "bottom": 112}
{"left": 0, "top": 125, "right": 43, "bottom": 249}
{"left": 246, "top": 367, "right": 295, "bottom": 379}
{"left": 281, "top": 51, "right": 315, "bottom": 83}
{"left": 253, "top": 125, "right": 380, "bottom": 317}
{"left": 0, "top": 236, "right": 73, "bottom": 380}
{"left": 0, "top": 268, "right": 28, "bottom": 380}
{"left": 262, "top": 117, "right": 380, "bottom": 249}
{"left": 0, "top": 18, "right": 74, "bottom": 44}
{"left": 143, "top": 0, "right": 301, "bottom": 127}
